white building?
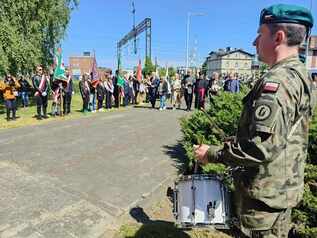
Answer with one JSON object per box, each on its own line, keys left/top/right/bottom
{"left": 206, "top": 47, "right": 254, "bottom": 78}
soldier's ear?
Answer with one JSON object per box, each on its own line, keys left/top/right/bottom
{"left": 274, "top": 30, "right": 287, "bottom": 45}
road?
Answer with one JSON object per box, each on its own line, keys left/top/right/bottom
{"left": 0, "top": 106, "right": 188, "bottom": 238}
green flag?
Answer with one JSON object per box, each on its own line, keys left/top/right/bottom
{"left": 117, "top": 75, "right": 125, "bottom": 88}
{"left": 53, "top": 48, "right": 66, "bottom": 80}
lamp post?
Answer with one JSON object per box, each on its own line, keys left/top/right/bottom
{"left": 305, "top": 0, "right": 313, "bottom": 69}
{"left": 186, "top": 12, "right": 206, "bottom": 74}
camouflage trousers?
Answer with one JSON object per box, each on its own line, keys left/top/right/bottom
{"left": 235, "top": 208, "right": 291, "bottom": 238}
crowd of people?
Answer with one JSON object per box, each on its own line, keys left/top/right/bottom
{"left": 0, "top": 65, "right": 74, "bottom": 121}
{"left": 0, "top": 65, "right": 249, "bottom": 122}
{"left": 77, "top": 69, "right": 244, "bottom": 114}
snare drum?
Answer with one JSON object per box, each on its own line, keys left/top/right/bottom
{"left": 173, "top": 174, "right": 230, "bottom": 228}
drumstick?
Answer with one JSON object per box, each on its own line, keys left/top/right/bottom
{"left": 200, "top": 108, "right": 226, "bottom": 140}
{"left": 194, "top": 161, "right": 198, "bottom": 174}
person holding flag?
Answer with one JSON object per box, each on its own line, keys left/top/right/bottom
{"left": 149, "top": 71, "right": 160, "bottom": 109}
{"left": 52, "top": 47, "right": 68, "bottom": 116}
{"left": 132, "top": 76, "right": 139, "bottom": 105}
{"left": 63, "top": 69, "right": 73, "bottom": 115}
{"left": 114, "top": 70, "right": 125, "bottom": 108}
{"left": 89, "top": 54, "right": 100, "bottom": 112}
{"left": 79, "top": 73, "right": 90, "bottom": 113}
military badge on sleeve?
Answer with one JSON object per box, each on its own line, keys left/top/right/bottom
{"left": 254, "top": 99, "right": 280, "bottom": 134}
{"left": 255, "top": 104, "right": 271, "bottom": 121}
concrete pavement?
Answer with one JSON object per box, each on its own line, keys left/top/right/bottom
{"left": 0, "top": 106, "right": 188, "bottom": 238}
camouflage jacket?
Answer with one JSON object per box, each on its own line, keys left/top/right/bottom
{"left": 214, "top": 56, "right": 316, "bottom": 211}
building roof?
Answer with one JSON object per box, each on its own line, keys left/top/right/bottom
{"left": 208, "top": 48, "right": 254, "bottom": 58}
{"left": 69, "top": 55, "right": 94, "bottom": 59}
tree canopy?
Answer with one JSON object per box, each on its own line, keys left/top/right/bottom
{"left": 142, "top": 56, "right": 155, "bottom": 77}
{"left": 0, "top": 0, "right": 79, "bottom": 76}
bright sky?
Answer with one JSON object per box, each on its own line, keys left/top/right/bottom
{"left": 62, "top": 0, "right": 317, "bottom": 70}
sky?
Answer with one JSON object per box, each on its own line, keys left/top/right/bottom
{"left": 62, "top": 0, "right": 317, "bottom": 70}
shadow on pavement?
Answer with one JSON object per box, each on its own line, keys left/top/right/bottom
{"left": 162, "top": 141, "right": 191, "bottom": 175}
{"left": 126, "top": 206, "right": 190, "bottom": 238}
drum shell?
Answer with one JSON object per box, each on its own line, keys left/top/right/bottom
{"left": 174, "top": 175, "right": 230, "bottom": 228}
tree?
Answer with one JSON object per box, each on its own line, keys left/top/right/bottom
{"left": 0, "top": 0, "right": 79, "bottom": 76}
{"left": 201, "top": 60, "right": 208, "bottom": 75}
{"left": 167, "top": 66, "right": 176, "bottom": 78}
{"left": 142, "top": 56, "right": 155, "bottom": 77}
{"left": 158, "top": 67, "right": 166, "bottom": 78}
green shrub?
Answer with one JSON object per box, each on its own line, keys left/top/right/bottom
{"left": 180, "top": 88, "right": 246, "bottom": 175}
{"left": 292, "top": 114, "right": 317, "bottom": 237}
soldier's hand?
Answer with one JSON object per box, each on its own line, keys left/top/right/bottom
{"left": 224, "top": 136, "right": 236, "bottom": 143}
{"left": 193, "top": 144, "right": 209, "bottom": 165}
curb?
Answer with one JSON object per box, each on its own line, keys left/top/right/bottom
{"left": 100, "top": 172, "right": 178, "bottom": 238}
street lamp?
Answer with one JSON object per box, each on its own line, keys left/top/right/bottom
{"left": 305, "top": 0, "right": 313, "bottom": 68}
{"left": 186, "top": 12, "right": 206, "bottom": 74}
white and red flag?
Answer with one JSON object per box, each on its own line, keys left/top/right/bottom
{"left": 136, "top": 59, "right": 142, "bottom": 81}
{"left": 91, "top": 53, "right": 100, "bottom": 88}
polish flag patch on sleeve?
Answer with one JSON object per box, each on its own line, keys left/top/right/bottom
{"left": 262, "top": 81, "right": 280, "bottom": 93}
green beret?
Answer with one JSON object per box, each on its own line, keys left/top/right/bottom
{"left": 260, "top": 4, "right": 313, "bottom": 28}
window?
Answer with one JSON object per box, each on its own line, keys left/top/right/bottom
{"left": 235, "top": 62, "right": 239, "bottom": 68}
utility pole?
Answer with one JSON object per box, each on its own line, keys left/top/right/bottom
{"left": 132, "top": 1, "right": 137, "bottom": 54}
{"left": 186, "top": 12, "right": 190, "bottom": 74}
{"left": 186, "top": 12, "right": 206, "bottom": 74}
{"left": 189, "top": 38, "right": 198, "bottom": 73}
{"left": 155, "top": 57, "right": 158, "bottom": 71}
{"left": 117, "top": 1, "right": 152, "bottom": 71}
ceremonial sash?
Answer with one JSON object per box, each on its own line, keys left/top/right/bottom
{"left": 52, "top": 88, "right": 60, "bottom": 103}
{"left": 66, "top": 75, "right": 71, "bottom": 91}
{"left": 84, "top": 81, "right": 90, "bottom": 94}
{"left": 199, "top": 88, "right": 205, "bottom": 99}
{"left": 35, "top": 75, "right": 46, "bottom": 96}
{"left": 104, "top": 81, "right": 114, "bottom": 93}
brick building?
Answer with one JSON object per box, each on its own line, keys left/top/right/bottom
{"left": 300, "top": 35, "right": 317, "bottom": 70}
{"left": 69, "top": 52, "right": 111, "bottom": 80}
{"left": 308, "top": 35, "right": 317, "bottom": 70}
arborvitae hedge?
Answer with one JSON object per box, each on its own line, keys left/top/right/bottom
{"left": 180, "top": 88, "right": 317, "bottom": 237}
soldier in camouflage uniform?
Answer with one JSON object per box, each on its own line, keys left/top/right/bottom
{"left": 194, "top": 4, "right": 315, "bottom": 238}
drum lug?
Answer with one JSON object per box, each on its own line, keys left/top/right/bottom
{"left": 207, "top": 201, "right": 216, "bottom": 220}
{"left": 173, "top": 189, "right": 178, "bottom": 218}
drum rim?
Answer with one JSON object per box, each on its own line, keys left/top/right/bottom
{"left": 176, "top": 174, "right": 223, "bottom": 181}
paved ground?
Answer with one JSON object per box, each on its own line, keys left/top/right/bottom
{"left": 0, "top": 105, "right": 188, "bottom": 238}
